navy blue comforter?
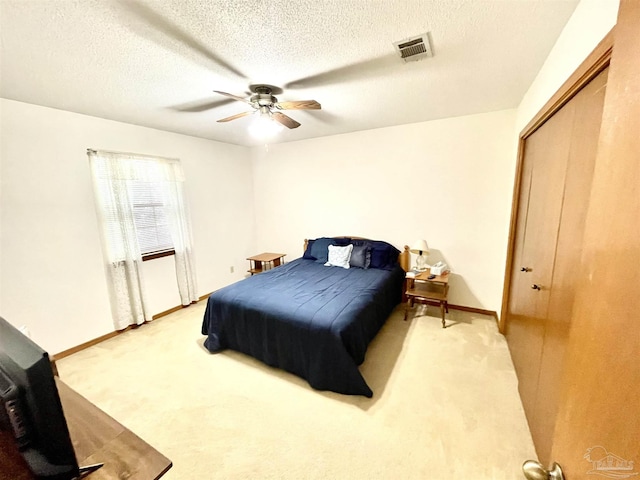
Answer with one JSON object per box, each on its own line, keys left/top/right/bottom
{"left": 201, "top": 258, "right": 405, "bottom": 397}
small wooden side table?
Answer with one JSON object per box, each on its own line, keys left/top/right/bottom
{"left": 247, "top": 252, "right": 286, "bottom": 275}
{"left": 404, "top": 269, "right": 450, "bottom": 328}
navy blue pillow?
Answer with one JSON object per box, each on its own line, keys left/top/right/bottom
{"left": 309, "top": 237, "right": 351, "bottom": 263}
{"left": 303, "top": 239, "right": 316, "bottom": 260}
{"left": 368, "top": 240, "right": 400, "bottom": 270}
{"left": 350, "top": 239, "right": 369, "bottom": 247}
{"left": 332, "top": 237, "right": 352, "bottom": 246}
{"left": 349, "top": 245, "right": 371, "bottom": 269}
{"left": 370, "top": 248, "right": 390, "bottom": 269}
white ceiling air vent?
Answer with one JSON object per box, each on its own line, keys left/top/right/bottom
{"left": 393, "top": 32, "right": 434, "bottom": 63}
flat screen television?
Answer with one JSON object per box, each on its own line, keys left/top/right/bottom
{"left": 0, "top": 316, "right": 89, "bottom": 479}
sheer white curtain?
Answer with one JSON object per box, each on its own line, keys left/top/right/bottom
{"left": 89, "top": 151, "right": 151, "bottom": 330}
{"left": 88, "top": 150, "right": 198, "bottom": 329}
{"left": 161, "top": 161, "right": 198, "bottom": 306}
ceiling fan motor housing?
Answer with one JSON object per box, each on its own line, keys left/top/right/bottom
{"left": 254, "top": 94, "right": 276, "bottom": 106}
{"left": 251, "top": 85, "right": 276, "bottom": 107}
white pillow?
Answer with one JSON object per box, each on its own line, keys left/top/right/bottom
{"left": 324, "top": 244, "right": 353, "bottom": 269}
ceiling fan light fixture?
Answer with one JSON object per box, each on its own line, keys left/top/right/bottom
{"left": 248, "top": 109, "right": 283, "bottom": 139}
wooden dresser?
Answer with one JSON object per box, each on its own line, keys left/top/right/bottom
{"left": 0, "top": 378, "right": 172, "bottom": 480}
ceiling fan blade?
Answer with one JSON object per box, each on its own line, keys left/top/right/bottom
{"left": 217, "top": 111, "right": 254, "bottom": 123}
{"left": 213, "top": 90, "right": 253, "bottom": 105}
{"left": 169, "top": 98, "right": 234, "bottom": 112}
{"left": 115, "top": 0, "right": 246, "bottom": 79}
{"left": 272, "top": 112, "right": 301, "bottom": 129}
{"left": 275, "top": 100, "right": 321, "bottom": 110}
{"left": 285, "top": 54, "right": 397, "bottom": 89}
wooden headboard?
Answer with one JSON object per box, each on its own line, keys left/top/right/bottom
{"left": 303, "top": 237, "right": 410, "bottom": 272}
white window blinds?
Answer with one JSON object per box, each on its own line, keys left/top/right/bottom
{"left": 89, "top": 152, "right": 177, "bottom": 260}
{"left": 129, "top": 179, "right": 173, "bottom": 255}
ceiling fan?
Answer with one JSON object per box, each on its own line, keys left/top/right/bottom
{"left": 115, "top": 1, "right": 388, "bottom": 132}
{"left": 213, "top": 84, "right": 321, "bottom": 129}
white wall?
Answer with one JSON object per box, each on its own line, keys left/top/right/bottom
{"left": 1, "top": 0, "right": 618, "bottom": 352}
{"left": 516, "top": 0, "right": 619, "bottom": 131}
{"left": 251, "top": 109, "right": 517, "bottom": 314}
{"left": 0, "top": 99, "right": 254, "bottom": 354}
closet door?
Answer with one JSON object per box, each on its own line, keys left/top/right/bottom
{"left": 505, "top": 66, "right": 608, "bottom": 465}
{"left": 531, "top": 66, "right": 608, "bottom": 463}
{"left": 505, "top": 102, "right": 574, "bottom": 418}
{"left": 550, "top": 1, "right": 638, "bottom": 472}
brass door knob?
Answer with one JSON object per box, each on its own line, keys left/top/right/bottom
{"left": 520, "top": 267, "right": 531, "bottom": 272}
{"left": 531, "top": 284, "right": 541, "bottom": 290}
{"left": 523, "top": 460, "right": 564, "bottom": 480}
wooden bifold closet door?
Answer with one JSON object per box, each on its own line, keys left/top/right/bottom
{"left": 505, "top": 66, "right": 608, "bottom": 465}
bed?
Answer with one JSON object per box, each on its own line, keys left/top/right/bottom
{"left": 201, "top": 237, "right": 409, "bottom": 397}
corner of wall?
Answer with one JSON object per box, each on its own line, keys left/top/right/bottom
{"left": 515, "top": 0, "right": 619, "bottom": 132}
{"left": 247, "top": 144, "right": 273, "bottom": 254}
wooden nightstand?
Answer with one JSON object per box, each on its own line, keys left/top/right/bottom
{"left": 247, "top": 253, "right": 286, "bottom": 275}
{"left": 404, "top": 269, "right": 450, "bottom": 328}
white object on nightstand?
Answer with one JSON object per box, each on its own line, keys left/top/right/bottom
{"left": 430, "top": 262, "right": 449, "bottom": 276}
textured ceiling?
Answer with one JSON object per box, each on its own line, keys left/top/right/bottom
{"left": 0, "top": 0, "right": 578, "bottom": 147}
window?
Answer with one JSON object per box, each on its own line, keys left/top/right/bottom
{"left": 129, "top": 179, "right": 174, "bottom": 260}
{"left": 88, "top": 149, "right": 198, "bottom": 325}
{"left": 89, "top": 152, "right": 178, "bottom": 262}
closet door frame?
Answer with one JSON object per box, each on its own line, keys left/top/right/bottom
{"left": 499, "top": 29, "right": 615, "bottom": 334}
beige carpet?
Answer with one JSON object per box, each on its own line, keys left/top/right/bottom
{"left": 57, "top": 302, "right": 535, "bottom": 479}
